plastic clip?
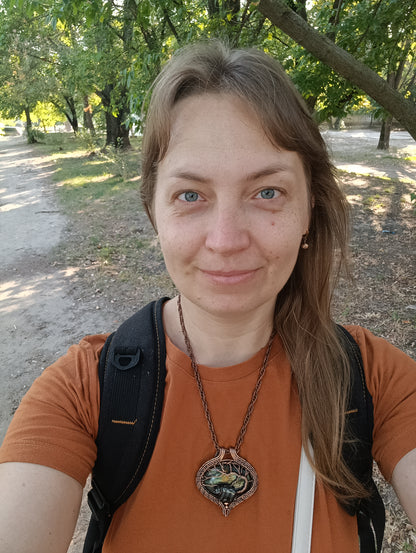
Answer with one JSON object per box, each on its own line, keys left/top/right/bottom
{"left": 113, "top": 348, "right": 141, "bottom": 371}
{"left": 88, "top": 479, "right": 112, "bottom": 521}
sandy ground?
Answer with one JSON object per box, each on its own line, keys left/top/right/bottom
{"left": 0, "top": 136, "right": 128, "bottom": 553}
{"left": 0, "top": 135, "right": 126, "bottom": 552}
{"left": 323, "top": 129, "right": 416, "bottom": 182}
{"left": 0, "top": 130, "right": 414, "bottom": 551}
{"left": 0, "top": 136, "right": 124, "bottom": 442}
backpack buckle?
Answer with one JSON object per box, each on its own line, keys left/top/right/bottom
{"left": 113, "top": 348, "right": 141, "bottom": 371}
{"left": 88, "top": 479, "right": 112, "bottom": 521}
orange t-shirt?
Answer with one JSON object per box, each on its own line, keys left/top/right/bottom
{"left": 1, "top": 326, "right": 415, "bottom": 552}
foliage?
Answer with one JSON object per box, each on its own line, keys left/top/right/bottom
{"left": 268, "top": 0, "right": 416, "bottom": 123}
{"left": 0, "top": 10, "right": 48, "bottom": 119}
{"left": 32, "top": 101, "right": 65, "bottom": 130}
{"left": 1, "top": 0, "right": 415, "bottom": 143}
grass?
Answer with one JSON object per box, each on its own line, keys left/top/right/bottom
{"left": 36, "top": 133, "right": 172, "bottom": 298}
{"left": 363, "top": 193, "right": 386, "bottom": 210}
{"left": 33, "top": 135, "right": 141, "bottom": 211}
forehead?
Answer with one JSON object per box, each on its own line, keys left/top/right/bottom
{"left": 164, "top": 95, "right": 269, "bottom": 165}
{"left": 168, "top": 92, "right": 263, "bottom": 144}
{"left": 157, "top": 92, "right": 307, "bottom": 183}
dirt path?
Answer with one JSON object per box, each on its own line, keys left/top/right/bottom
{"left": 0, "top": 136, "right": 120, "bottom": 442}
{"left": 323, "top": 129, "right": 416, "bottom": 182}
{"left": 0, "top": 135, "right": 121, "bottom": 552}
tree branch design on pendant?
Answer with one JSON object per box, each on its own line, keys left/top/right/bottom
{"left": 196, "top": 448, "right": 258, "bottom": 516}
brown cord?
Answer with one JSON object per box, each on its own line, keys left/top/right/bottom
{"left": 177, "top": 295, "right": 276, "bottom": 454}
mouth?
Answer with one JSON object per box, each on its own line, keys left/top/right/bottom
{"left": 200, "top": 269, "right": 258, "bottom": 285}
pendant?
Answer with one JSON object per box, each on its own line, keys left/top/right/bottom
{"left": 196, "top": 447, "right": 258, "bottom": 516}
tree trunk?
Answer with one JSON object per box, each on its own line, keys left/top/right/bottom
{"left": 103, "top": 106, "right": 131, "bottom": 149}
{"left": 104, "top": 111, "right": 131, "bottom": 149}
{"left": 123, "top": 0, "right": 137, "bottom": 45}
{"left": 98, "top": 85, "right": 131, "bottom": 149}
{"left": 326, "top": 0, "right": 343, "bottom": 41}
{"left": 291, "top": 0, "right": 307, "bottom": 21}
{"left": 257, "top": 0, "right": 416, "bottom": 141}
{"left": 207, "top": 0, "right": 219, "bottom": 17}
{"left": 63, "top": 95, "right": 79, "bottom": 133}
{"left": 24, "top": 106, "right": 36, "bottom": 144}
{"left": 24, "top": 106, "right": 32, "bottom": 130}
{"left": 83, "top": 96, "right": 95, "bottom": 134}
{"left": 377, "top": 115, "right": 393, "bottom": 150}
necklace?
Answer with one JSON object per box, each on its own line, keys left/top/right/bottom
{"left": 177, "top": 295, "right": 276, "bottom": 517}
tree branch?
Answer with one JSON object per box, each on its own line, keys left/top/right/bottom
{"left": 163, "top": 8, "right": 181, "bottom": 43}
{"left": 257, "top": 0, "right": 416, "bottom": 139}
{"left": 233, "top": 0, "right": 252, "bottom": 45}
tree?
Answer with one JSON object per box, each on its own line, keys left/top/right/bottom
{"left": 0, "top": 9, "right": 87, "bottom": 138}
{"left": 0, "top": 10, "right": 56, "bottom": 141}
{"left": 4, "top": 0, "right": 273, "bottom": 147}
{"left": 257, "top": 0, "right": 416, "bottom": 141}
{"left": 32, "top": 101, "right": 64, "bottom": 131}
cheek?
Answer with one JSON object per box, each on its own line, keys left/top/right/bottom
{"left": 264, "top": 214, "right": 305, "bottom": 250}
{"left": 157, "top": 230, "right": 176, "bottom": 262}
{"left": 157, "top": 224, "right": 198, "bottom": 264}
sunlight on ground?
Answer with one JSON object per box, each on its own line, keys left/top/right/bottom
{"left": 0, "top": 267, "right": 80, "bottom": 314}
{"left": 336, "top": 163, "right": 389, "bottom": 178}
{"left": 0, "top": 190, "right": 41, "bottom": 212}
{"left": 56, "top": 173, "right": 113, "bottom": 188}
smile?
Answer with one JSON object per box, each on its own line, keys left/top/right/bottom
{"left": 200, "top": 269, "right": 258, "bottom": 285}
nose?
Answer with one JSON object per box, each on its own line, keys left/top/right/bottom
{"left": 204, "top": 204, "right": 250, "bottom": 254}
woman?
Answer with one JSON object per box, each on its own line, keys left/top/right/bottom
{"left": 0, "top": 41, "right": 415, "bottom": 553}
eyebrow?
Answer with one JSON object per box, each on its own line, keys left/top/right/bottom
{"left": 244, "top": 164, "right": 291, "bottom": 181}
{"left": 170, "top": 170, "right": 210, "bottom": 184}
{"left": 170, "top": 164, "right": 291, "bottom": 184}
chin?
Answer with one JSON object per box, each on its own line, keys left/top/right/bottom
{"left": 191, "top": 291, "right": 277, "bottom": 319}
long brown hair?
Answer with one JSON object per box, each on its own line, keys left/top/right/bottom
{"left": 141, "top": 40, "right": 368, "bottom": 503}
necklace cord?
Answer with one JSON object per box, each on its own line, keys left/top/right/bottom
{"left": 177, "top": 295, "right": 276, "bottom": 455}
{"left": 177, "top": 296, "right": 220, "bottom": 450}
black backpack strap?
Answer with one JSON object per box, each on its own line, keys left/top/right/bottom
{"left": 337, "top": 325, "right": 385, "bottom": 553}
{"left": 83, "top": 297, "right": 169, "bottom": 553}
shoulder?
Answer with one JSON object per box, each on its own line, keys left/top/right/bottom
{"left": 342, "top": 325, "right": 415, "bottom": 376}
{"left": 27, "top": 333, "right": 110, "bottom": 397}
{"left": 343, "top": 325, "right": 416, "bottom": 481}
{"left": 0, "top": 334, "right": 111, "bottom": 485}
{"left": 67, "top": 333, "right": 111, "bottom": 363}
{"left": 341, "top": 324, "right": 415, "bottom": 406}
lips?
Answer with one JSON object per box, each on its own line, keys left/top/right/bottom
{"left": 200, "top": 269, "right": 258, "bottom": 285}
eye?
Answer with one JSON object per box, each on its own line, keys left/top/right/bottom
{"left": 257, "top": 188, "right": 279, "bottom": 200}
{"left": 178, "top": 191, "right": 200, "bottom": 202}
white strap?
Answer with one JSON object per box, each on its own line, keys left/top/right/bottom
{"left": 291, "top": 444, "right": 316, "bottom": 553}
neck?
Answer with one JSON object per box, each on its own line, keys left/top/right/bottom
{"left": 164, "top": 295, "right": 275, "bottom": 367}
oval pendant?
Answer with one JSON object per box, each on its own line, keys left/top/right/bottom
{"left": 196, "top": 448, "right": 258, "bottom": 516}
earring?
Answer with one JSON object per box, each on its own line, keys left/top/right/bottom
{"left": 301, "top": 232, "right": 309, "bottom": 250}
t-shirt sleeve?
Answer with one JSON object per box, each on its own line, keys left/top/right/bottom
{"left": 0, "top": 334, "right": 107, "bottom": 486}
{"left": 346, "top": 326, "right": 416, "bottom": 482}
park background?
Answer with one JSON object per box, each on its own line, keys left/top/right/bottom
{"left": 0, "top": 0, "right": 415, "bottom": 551}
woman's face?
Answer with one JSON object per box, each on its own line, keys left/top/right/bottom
{"left": 153, "top": 93, "right": 310, "bottom": 320}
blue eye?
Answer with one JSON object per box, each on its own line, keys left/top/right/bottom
{"left": 180, "top": 191, "right": 199, "bottom": 202}
{"left": 259, "top": 189, "right": 277, "bottom": 199}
